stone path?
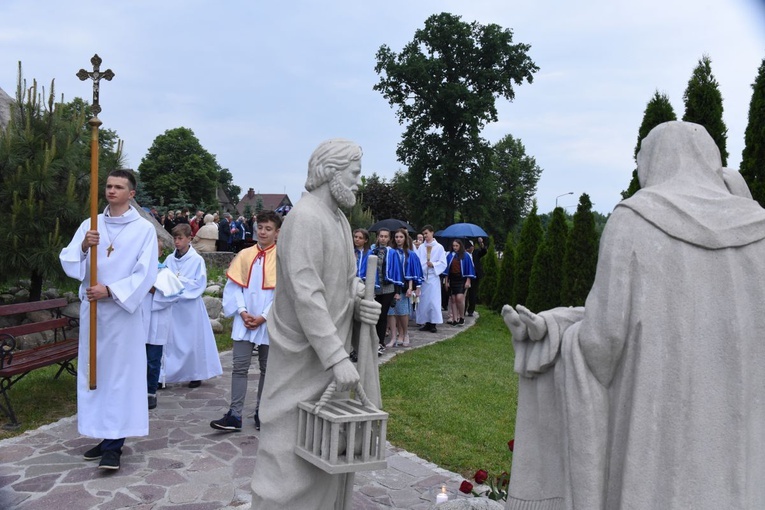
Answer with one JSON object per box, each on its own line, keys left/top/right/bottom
{"left": 0, "top": 314, "right": 478, "bottom": 509}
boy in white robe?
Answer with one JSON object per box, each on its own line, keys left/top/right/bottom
{"left": 415, "top": 225, "right": 447, "bottom": 332}
{"left": 162, "top": 224, "right": 223, "bottom": 387}
{"left": 59, "top": 169, "right": 158, "bottom": 471}
{"left": 211, "top": 210, "right": 281, "bottom": 431}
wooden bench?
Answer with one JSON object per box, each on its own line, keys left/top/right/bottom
{"left": 0, "top": 298, "right": 78, "bottom": 429}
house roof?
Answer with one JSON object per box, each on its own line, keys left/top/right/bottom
{"left": 236, "top": 191, "right": 292, "bottom": 216}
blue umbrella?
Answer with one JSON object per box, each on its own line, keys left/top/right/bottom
{"left": 439, "top": 222, "right": 489, "bottom": 238}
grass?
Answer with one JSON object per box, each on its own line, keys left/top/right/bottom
{"left": 380, "top": 305, "right": 518, "bottom": 478}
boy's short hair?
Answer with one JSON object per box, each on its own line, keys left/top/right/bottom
{"left": 171, "top": 223, "right": 192, "bottom": 238}
{"left": 256, "top": 210, "right": 282, "bottom": 229}
{"left": 422, "top": 224, "right": 434, "bottom": 233}
{"left": 108, "top": 169, "right": 137, "bottom": 190}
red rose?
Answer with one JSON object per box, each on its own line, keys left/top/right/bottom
{"left": 459, "top": 480, "right": 474, "bottom": 494}
{"left": 498, "top": 471, "right": 510, "bottom": 488}
{"left": 474, "top": 469, "right": 489, "bottom": 484}
{"left": 508, "top": 439, "right": 515, "bottom": 452}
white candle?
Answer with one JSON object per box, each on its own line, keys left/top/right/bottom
{"left": 436, "top": 486, "right": 448, "bottom": 504}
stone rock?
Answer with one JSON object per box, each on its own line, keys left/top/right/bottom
{"left": 205, "top": 285, "right": 222, "bottom": 296}
{"left": 63, "top": 292, "right": 78, "bottom": 303}
{"left": 0, "top": 294, "right": 14, "bottom": 304}
{"left": 14, "top": 289, "right": 29, "bottom": 302}
{"left": 431, "top": 499, "right": 504, "bottom": 510}
{"left": 42, "top": 288, "right": 59, "bottom": 300}
{"left": 203, "top": 296, "right": 222, "bottom": 319}
{"left": 62, "top": 303, "right": 80, "bottom": 319}
{"left": 7, "top": 287, "right": 20, "bottom": 294}
{"left": 200, "top": 252, "right": 235, "bottom": 271}
{"left": 26, "top": 311, "right": 56, "bottom": 324}
{"left": 14, "top": 332, "right": 46, "bottom": 350}
{"left": 0, "top": 315, "right": 19, "bottom": 328}
{"left": 209, "top": 319, "right": 224, "bottom": 334}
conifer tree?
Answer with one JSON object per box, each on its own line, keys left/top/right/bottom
{"left": 561, "top": 194, "right": 599, "bottom": 306}
{"left": 513, "top": 202, "right": 543, "bottom": 306}
{"left": 740, "top": 57, "right": 765, "bottom": 208}
{"left": 0, "top": 66, "right": 91, "bottom": 300}
{"left": 682, "top": 55, "right": 728, "bottom": 165}
{"left": 526, "top": 207, "right": 569, "bottom": 312}
{"left": 492, "top": 233, "right": 515, "bottom": 311}
{"left": 622, "top": 91, "right": 677, "bottom": 199}
{"left": 478, "top": 237, "right": 499, "bottom": 306}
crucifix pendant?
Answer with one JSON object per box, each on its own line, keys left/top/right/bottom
{"left": 107, "top": 244, "right": 114, "bottom": 257}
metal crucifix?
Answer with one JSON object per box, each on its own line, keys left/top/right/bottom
{"left": 77, "top": 54, "right": 115, "bottom": 390}
{"left": 76, "top": 54, "right": 114, "bottom": 116}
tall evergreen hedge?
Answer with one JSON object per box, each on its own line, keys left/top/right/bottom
{"left": 526, "top": 207, "right": 569, "bottom": 312}
{"left": 513, "top": 203, "right": 543, "bottom": 306}
{"left": 561, "top": 194, "right": 599, "bottom": 306}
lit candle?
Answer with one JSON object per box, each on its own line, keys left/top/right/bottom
{"left": 436, "top": 485, "right": 448, "bottom": 504}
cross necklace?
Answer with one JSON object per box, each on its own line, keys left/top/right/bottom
{"left": 104, "top": 223, "right": 128, "bottom": 257}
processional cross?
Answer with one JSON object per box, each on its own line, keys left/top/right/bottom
{"left": 76, "top": 54, "right": 114, "bottom": 115}
{"left": 77, "top": 54, "right": 114, "bottom": 390}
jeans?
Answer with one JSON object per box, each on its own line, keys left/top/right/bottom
{"left": 146, "top": 344, "right": 163, "bottom": 395}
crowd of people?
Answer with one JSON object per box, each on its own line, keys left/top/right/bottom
{"left": 59, "top": 168, "right": 487, "bottom": 473}
{"left": 150, "top": 206, "right": 285, "bottom": 253}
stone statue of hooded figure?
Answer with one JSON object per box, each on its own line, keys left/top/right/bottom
{"left": 502, "top": 121, "right": 765, "bottom": 510}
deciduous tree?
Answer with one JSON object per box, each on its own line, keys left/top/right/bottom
{"left": 374, "top": 12, "right": 538, "bottom": 227}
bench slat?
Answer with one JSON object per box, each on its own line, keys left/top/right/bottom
{"left": 0, "top": 298, "right": 68, "bottom": 317}
{"left": 0, "top": 318, "right": 71, "bottom": 338}
{"left": 0, "top": 339, "right": 78, "bottom": 377}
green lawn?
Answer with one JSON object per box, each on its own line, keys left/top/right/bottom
{"left": 380, "top": 306, "right": 518, "bottom": 478}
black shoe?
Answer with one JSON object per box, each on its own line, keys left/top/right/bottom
{"left": 458, "top": 318, "right": 465, "bottom": 326}
{"left": 188, "top": 380, "right": 202, "bottom": 388}
{"left": 349, "top": 350, "right": 358, "bottom": 363}
{"left": 148, "top": 394, "right": 157, "bottom": 410}
{"left": 418, "top": 324, "right": 432, "bottom": 332}
{"left": 467, "top": 312, "right": 474, "bottom": 317}
{"left": 378, "top": 344, "right": 385, "bottom": 357}
{"left": 210, "top": 410, "right": 242, "bottom": 431}
{"left": 83, "top": 445, "right": 102, "bottom": 461}
{"left": 98, "top": 450, "right": 121, "bottom": 470}
{"left": 254, "top": 411, "right": 260, "bottom": 431}
{"left": 430, "top": 325, "right": 438, "bottom": 333}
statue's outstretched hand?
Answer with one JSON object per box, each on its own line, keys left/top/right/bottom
{"left": 502, "top": 305, "right": 528, "bottom": 342}
{"left": 332, "top": 358, "right": 360, "bottom": 392}
{"left": 516, "top": 304, "right": 548, "bottom": 341}
{"left": 357, "top": 298, "right": 381, "bottom": 326}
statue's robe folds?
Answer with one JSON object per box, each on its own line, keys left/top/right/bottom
{"left": 59, "top": 206, "right": 158, "bottom": 439}
{"left": 508, "top": 122, "right": 765, "bottom": 510}
{"left": 251, "top": 193, "right": 361, "bottom": 510}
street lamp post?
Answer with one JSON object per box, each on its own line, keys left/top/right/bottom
{"left": 555, "top": 192, "right": 574, "bottom": 209}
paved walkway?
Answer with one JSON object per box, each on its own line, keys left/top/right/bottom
{"left": 0, "top": 314, "right": 478, "bottom": 509}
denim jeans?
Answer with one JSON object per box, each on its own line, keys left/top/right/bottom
{"left": 146, "top": 344, "right": 163, "bottom": 394}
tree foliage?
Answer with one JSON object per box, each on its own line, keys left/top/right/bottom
{"left": 478, "top": 238, "right": 499, "bottom": 306}
{"left": 374, "top": 12, "right": 538, "bottom": 227}
{"left": 682, "top": 55, "right": 728, "bottom": 166}
{"left": 526, "top": 207, "right": 569, "bottom": 312}
{"left": 358, "top": 172, "right": 411, "bottom": 224}
{"left": 488, "top": 134, "right": 542, "bottom": 240}
{"left": 0, "top": 65, "right": 119, "bottom": 300}
{"left": 137, "top": 127, "right": 222, "bottom": 209}
{"left": 741, "top": 57, "right": 765, "bottom": 208}
{"left": 512, "top": 202, "right": 543, "bottom": 306}
{"left": 622, "top": 91, "right": 677, "bottom": 199}
{"left": 491, "top": 233, "right": 515, "bottom": 312}
{"left": 561, "top": 194, "right": 599, "bottom": 306}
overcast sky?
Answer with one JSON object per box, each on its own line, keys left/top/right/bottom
{"left": 1, "top": 0, "right": 764, "bottom": 217}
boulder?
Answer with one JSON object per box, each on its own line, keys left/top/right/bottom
{"left": 205, "top": 284, "right": 222, "bottom": 296}
{"left": 210, "top": 319, "right": 224, "bottom": 334}
{"left": 203, "top": 296, "right": 222, "bottom": 319}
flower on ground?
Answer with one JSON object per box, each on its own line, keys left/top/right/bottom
{"left": 459, "top": 480, "right": 474, "bottom": 494}
{"left": 508, "top": 439, "right": 514, "bottom": 452}
{"left": 474, "top": 469, "right": 489, "bottom": 485}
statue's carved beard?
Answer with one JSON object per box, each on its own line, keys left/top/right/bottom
{"left": 330, "top": 173, "right": 357, "bottom": 208}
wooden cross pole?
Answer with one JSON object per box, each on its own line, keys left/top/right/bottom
{"left": 77, "top": 54, "right": 114, "bottom": 390}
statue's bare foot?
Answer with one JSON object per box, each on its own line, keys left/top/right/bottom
{"left": 517, "top": 305, "right": 547, "bottom": 341}
{"left": 502, "top": 304, "right": 528, "bottom": 342}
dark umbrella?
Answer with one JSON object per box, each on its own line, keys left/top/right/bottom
{"left": 439, "top": 222, "right": 489, "bottom": 238}
{"left": 368, "top": 218, "right": 416, "bottom": 233}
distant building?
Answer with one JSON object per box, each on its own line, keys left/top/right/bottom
{"left": 236, "top": 188, "right": 292, "bottom": 217}
{"left": 217, "top": 186, "right": 237, "bottom": 215}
